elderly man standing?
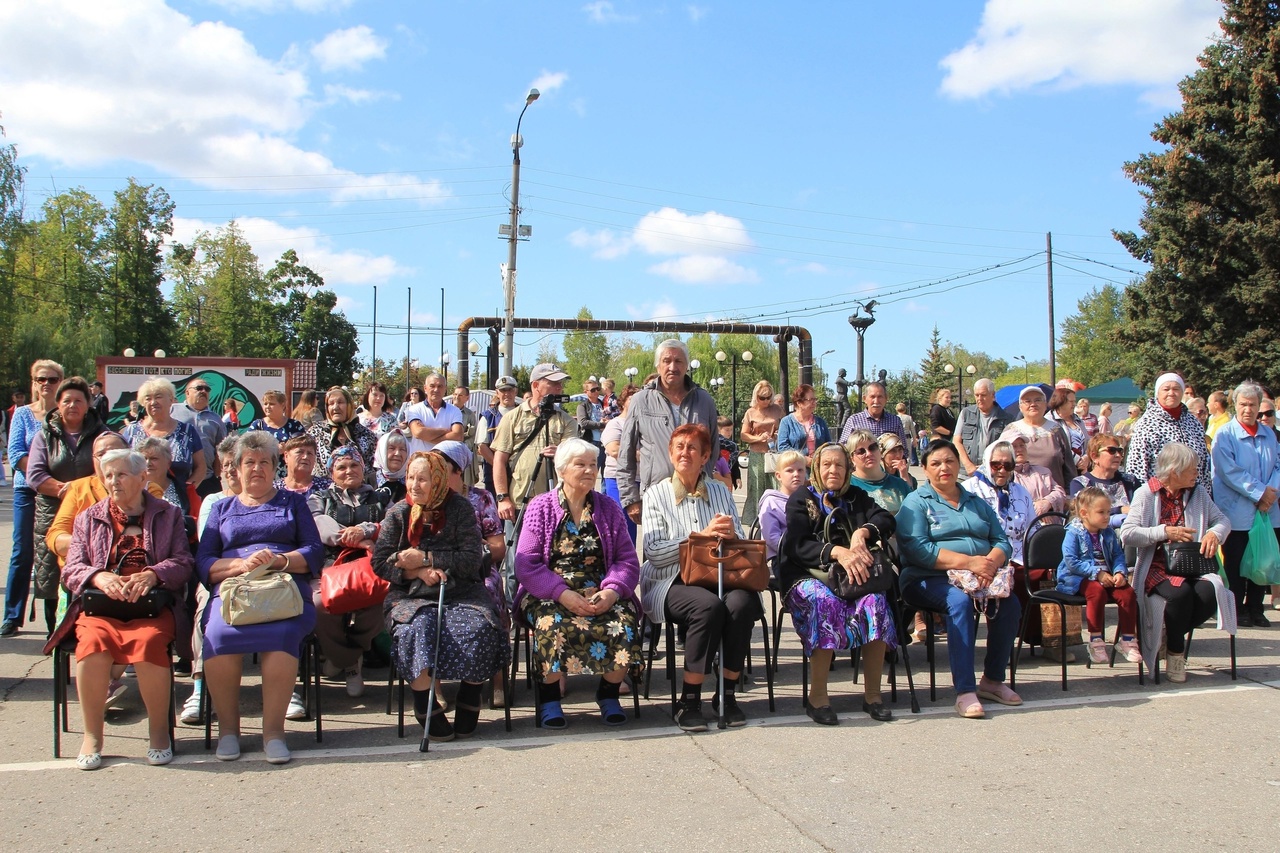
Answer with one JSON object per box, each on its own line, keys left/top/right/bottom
{"left": 477, "top": 375, "right": 519, "bottom": 497}
{"left": 617, "top": 339, "right": 719, "bottom": 524}
{"left": 837, "top": 381, "right": 908, "bottom": 446}
{"left": 405, "top": 373, "right": 464, "bottom": 451}
{"left": 171, "top": 377, "right": 227, "bottom": 499}
{"left": 492, "top": 363, "right": 579, "bottom": 521}
{"left": 953, "top": 378, "right": 1009, "bottom": 476}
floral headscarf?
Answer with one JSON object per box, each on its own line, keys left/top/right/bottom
{"left": 807, "top": 442, "right": 854, "bottom": 515}
{"left": 327, "top": 443, "right": 363, "bottom": 474}
{"left": 406, "top": 450, "right": 451, "bottom": 546}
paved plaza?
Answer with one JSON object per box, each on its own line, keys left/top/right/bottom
{"left": 0, "top": 481, "right": 1277, "bottom": 851}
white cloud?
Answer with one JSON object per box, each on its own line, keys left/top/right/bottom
{"left": 568, "top": 207, "right": 757, "bottom": 284}
{"left": 323, "top": 84, "right": 395, "bottom": 105}
{"left": 0, "top": 3, "right": 445, "bottom": 203}
{"left": 311, "top": 25, "right": 388, "bottom": 72}
{"left": 648, "top": 256, "right": 758, "bottom": 285}
{"left": 530, "top": 70, "right": 569, "bottom": 95}
{"left": 210, "top": 0, "right": 354, "bottom": 11}
{"left": 940, "top": 0, "right": 1220, "bottom": 105}
{"left": 583, "top": 1, "right": 637, "bottom": 24}
{"left": 625, "top": 299, "right": 680, "bottom": 321}
{"left": 172, "top": 216, "right": 411, "bottom": 286}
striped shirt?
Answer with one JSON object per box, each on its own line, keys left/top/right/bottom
{"left": 638, "top": 475, "right": 742, "bottom": 620}
{"left": 838, "top": 409, "right": 909, "bottom": 445}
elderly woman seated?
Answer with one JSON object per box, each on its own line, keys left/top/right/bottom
{"left": 276, "top": 433, "right": 331, "bottom": 497}
{"left": 51, "top": 449, "right": 193, "bottom": 770}
{"left": 898, "top": 440, "right": 1021, "bottom": 718}
{"left": 134, "top": 435, "right": 188, "bottom": 512}
{"left": 372, "top": 452, "right": 509, "bottom": 742}
{"left": 640, "top": 424, "right": 761, "bottom": 731}
{"left": 308, "top": 445, "right": 393, "bottom": 698}
{"left": 307, "top": 385, "right": 378, "bottom": 475}
{"left": 434, "top": 440, "right": 508, "bottom": 630}
{"left": 776, "top": 443, "right": 898, "bottom": 725}
{"left": 196, "top": 431, "right": 324, "bottom": 765}
{"left": 374, "top": 429, "right": 411, "bottom": 503}
{"left": 514, "top": 437, "right": 641, "bottom": 729}
{"left": 1120, "top": 443, "right": 1233, "bottom": 682}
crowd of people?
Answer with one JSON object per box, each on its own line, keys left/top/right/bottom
{"left": 1, "top": 351, "right": 1271, "bottom": 769}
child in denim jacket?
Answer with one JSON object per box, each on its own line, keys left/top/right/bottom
{"left": 1057, "top": 487, "right": 1141, "bottom": 664}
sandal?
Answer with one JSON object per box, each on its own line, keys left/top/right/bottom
{"left": 76, "top": 752, "right": 102, "bottom": 771}
{"left": 453, "top": 702, "right": 482, "bottom": 739}
{"left": 539, "top": 699, "right": 568, "bottom": 730}
{"left": 146, "top": 740, "right": 174, "bottom": 766}
{"left": 976, "top": 682, "right": 1023, "bottom": 706}
{"left": 424, "top": 706, "right": 455, "bottom": 742}
{"left": 597, "top": 697, "right": 627, "bottom": 726}
{"left": 955, "top": 693, "right": 985, "bottom": 719}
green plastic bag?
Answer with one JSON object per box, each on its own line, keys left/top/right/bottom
{"left": 1240, "top": 510, "right": 1280, "bottom": 585}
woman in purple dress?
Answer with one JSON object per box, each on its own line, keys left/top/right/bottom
{"left": 196, "top": 431, "right": 323, "bottom": 766}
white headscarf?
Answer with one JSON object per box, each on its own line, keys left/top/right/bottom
{"left": 374, "top": 429, "right": 410, "bottom": 482}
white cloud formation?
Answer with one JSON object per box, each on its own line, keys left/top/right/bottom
{"left": 0, "top": 2, "right": 444, "bottom": 202}
{"left": 531, "top": 70, "right": 569, "bottom": 95}
{"left": 940, "top": 0, "right": 1221, "bottom": 105}
{"left": 172, "top": 216, "right": 411, "bottom": 286}
{"left": 583, "top": 1, "right": 637, "bottom": 24}
{"left": 568, "top": 207, "right": 757, "bottom": 284}
{"left": 323, "top": 84, "right": 395, "bottom": 105}
{"left": 311, "top": 25, "right": 388, "bottom": 72}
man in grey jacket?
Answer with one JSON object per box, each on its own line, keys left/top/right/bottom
{"left": 618, "top": 339, "right": 719, "bottom": 523}
{"left": 954, "top": 378, "right": 1009, "bottom": 476}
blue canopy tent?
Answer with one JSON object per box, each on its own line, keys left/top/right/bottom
{"left": 1079, "top": 377, "right": 1146, "bottom": 404}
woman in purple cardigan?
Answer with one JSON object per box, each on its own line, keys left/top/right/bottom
{"left": 515, "top": 438, "right": 641, "bottom": 729}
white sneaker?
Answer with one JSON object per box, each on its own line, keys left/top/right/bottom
{"left": 1087, "top": 637, "right": 1108, "bottom": 664}
{"left": 285, "top": 692, "right": 307, "bottom": 720}
{"left": 344, "top": 670, "right": 365, "bottom": 698}
{"left": 1166, "top": 654, "right": 1187, "bottom": 683}
{"left": 179, "top": 684, "right": 203, "bottom": 724}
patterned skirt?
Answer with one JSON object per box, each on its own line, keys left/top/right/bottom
{"left": 785, "top": 579, "right": 898, "bottom": 656}
{"left": 521, "top": 598, "right": 642, "bottom": 677}
{"left": 392, "top": 601, "right": 510, "bottom": 683}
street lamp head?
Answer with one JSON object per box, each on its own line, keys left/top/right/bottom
{"left": 526, "top": 88, "right": 540, "bottom": 105}
{"left": 154, "top": 349, "right": 166, "bottom": 359}
{"left": 715, "top": 350, "right": 727, "bottom": 363}
{"left": 966, "top": 364, "right": 976, "bottom": 375}
{"left": 441, "top": 352, "right": 451, "bottom": 366}
{"left": 741, "top": 351, "right": 753, "bottom": 362}
{"left": 689, "top": 359, "right": 700, "bottom": 371}
{"left": 944, "top": 363, "right": 955, "bottom": 374}
{"left": 468, "top": 339, "right": 481, "bottom": 355}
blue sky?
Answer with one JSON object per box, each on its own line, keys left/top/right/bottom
{"left": 0, "top": 0, "right": 1225, "bottom": 385}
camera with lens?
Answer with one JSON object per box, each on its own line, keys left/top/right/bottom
{"left": 539, "top": 393, "right": 572, "bottom": 417}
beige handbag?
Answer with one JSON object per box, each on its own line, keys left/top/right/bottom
{"left": 220, "top": 564, "right": 305, "bottom": 627}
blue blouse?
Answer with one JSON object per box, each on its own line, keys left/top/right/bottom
{"left": 6, "top": 406, "right": 41, "bottom": 490}
{"left": 896, "top": 481, "right": 1011, "bottom": 586}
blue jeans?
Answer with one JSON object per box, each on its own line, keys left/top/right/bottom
{"left": 901, "top": 572, "right": 1021, "bottom": 695}
{"left": 4, "top": 486, "right": 36, "bottom": 624}
{"left": 602, "top": 478, "right": 637, "bottom": 543}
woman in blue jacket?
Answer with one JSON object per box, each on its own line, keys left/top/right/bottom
{"left": 1211, "top": 382, "right": 1280, "bottom": 627}
{"left": 897, "top": 440, "right": 1020, "bottom": 719}
{"left": 776, "top": 385, "right": 831, "bottom": 457}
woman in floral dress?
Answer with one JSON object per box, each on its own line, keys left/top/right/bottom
{"left": 515, "top": 437, "right": 641, "bottom": 729}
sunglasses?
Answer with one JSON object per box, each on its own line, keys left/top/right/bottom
{"left": 1262, "top": 411, "right": 1276, "bottom": 418}
{"left": 852, "top": 445, "right": 879, "bottom": 456}
{"left": 34, "top": 376, "right": 60, "bottom": 385}
{"left": 189, "top": 386, "right": 210, "bottom": 392}
{"left": 988, "top": 460, "right": 1014, "bottom": 472}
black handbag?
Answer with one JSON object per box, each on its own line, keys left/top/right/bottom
{"left": 812, "top": 507, "right": 895, "bottom": 601}
{"left": 1164, "top": 541, "right": 1219, "bottom": 577}
{"left": 80, "top": 547, "right": 173, "bottom": 621}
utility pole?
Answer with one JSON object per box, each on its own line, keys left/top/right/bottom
{"left": 1047, "top": 232, "right": 1056, "bottom": 386}
{"left": 503, "top": 89, "right": 540, "bottom": 376}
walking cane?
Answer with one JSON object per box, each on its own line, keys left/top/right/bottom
{"left": 716, "top": 538, "right": 727, "bottom": 731}
{"left": 420, "top": 579, "right": 448, "bottom": 753}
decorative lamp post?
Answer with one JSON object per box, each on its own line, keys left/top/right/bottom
{"left": 624, "top": 366, "right": 638, "bottom": 387}
{"left": 715, "top": 350, "right": 753, "bottom": 432}
{"left": 441, "top": 352, "right": 451, "bottom": 385}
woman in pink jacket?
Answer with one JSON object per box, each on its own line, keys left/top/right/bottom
{"left": 51, "top": 448, "right": 193, "bottom": 770}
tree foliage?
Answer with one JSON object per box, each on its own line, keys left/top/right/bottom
{"left": 560, "top": 306, "right": 611, "bottom": 390}
{"left": 1055, "top": 284, "right": 1137, "bottom": 388}
{"left": 1115, "top": 1, "right": 1280, "bottom": 391}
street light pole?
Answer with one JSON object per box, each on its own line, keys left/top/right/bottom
{"left": 716, "top": 350, "right": 753, "bottom": 436}
{"left": 502, "top": 88, "right": 540, "bottom": 377}
{"left": 1015, "top": 355, "right": 1028, "bottom": 385}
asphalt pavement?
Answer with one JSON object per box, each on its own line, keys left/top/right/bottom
{"left": 1, "top": 475, "right": 1278, "bottom": 852}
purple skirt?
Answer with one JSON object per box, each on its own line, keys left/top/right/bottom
{"left": 785, "top": 579, "right": 898, "bottom": 656}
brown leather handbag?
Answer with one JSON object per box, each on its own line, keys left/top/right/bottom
{"left": 678, "top": 533, "right": 770, "bottom": 592}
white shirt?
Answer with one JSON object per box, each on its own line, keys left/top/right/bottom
{"left": 403, "top": 400, "right": 463, "bottom": 450}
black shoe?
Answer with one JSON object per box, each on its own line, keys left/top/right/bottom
{"left": 673, "top": 700, "right": 708, "bottom": 732}
{"left": 419, "top": 707, "right": 454, "bottom": 742}
{"left": 806, "top": 703, "right": 839, "bottom": 726}
{"left": 173, "top": 658, "right": 192, "bottom": 677}
{"left": 1252, "top": 611, "right": 1271, "bottom": 628}
{"left": 0, "top": 619, "right": 17, "bottom": 638}
{"left": 861, "top": 700, "right": 893, "bottom": 722}
{"left": 711, "top": 693, "right": 747, "bottom": 727}
{"left": 1239, "top": 611, "right": 1254, "bottom": 628}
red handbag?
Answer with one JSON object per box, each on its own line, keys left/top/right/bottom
{"left": 320, "top": 548, "right": 390, "bottom": 614}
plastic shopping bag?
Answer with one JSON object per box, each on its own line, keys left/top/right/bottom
{"left": 1240, "top": 510, "right": 1280, "bottom": 585}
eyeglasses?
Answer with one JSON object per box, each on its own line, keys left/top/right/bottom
{"left": 852, "top": 445, "right": 879, "bottom": 456}
{"left": 586, "top": 387, "right": 600, "bottom": 393}
{"left": 34, "top": 376, "right": 60, "bottom": 385}
{"left": 1262, "top": 411, "right": 1276, "bottom": 418}
{"left": 189, "top": 385, "right": 210, "bottom": 392}
{"left": 988, "top": 461, "right": 1014, "bottom": 472}
{"left": 1099, "top": 446, "right": 1123, "bottom": 454}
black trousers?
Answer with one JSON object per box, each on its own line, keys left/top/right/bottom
{"left": 663, "top": 581, "right": 761, "bottom": 678}
{"left": 1151, "top": 578, "right": 1217, "bottom": 654}
{"left": 1220, "top": 528, "right": 1275, "bottom": 615}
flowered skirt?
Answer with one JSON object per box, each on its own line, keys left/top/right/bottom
{"left": 392, "top": 601, "right": 510, "bottom": 683}
{"left": 785, "top": 579, "right": 898, "bottom": 657}
{"left": 521, "top": 597, "right": 642, "bottom": 677}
